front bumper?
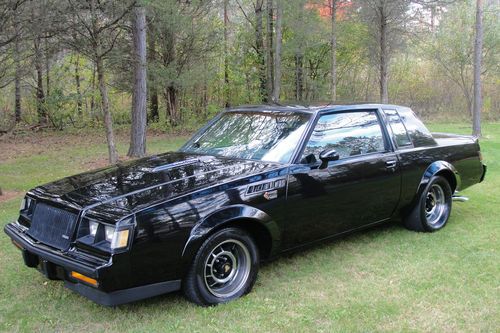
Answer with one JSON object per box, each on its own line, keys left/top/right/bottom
{"left": 4, "top": 222, "right": 181, "bottom": 306}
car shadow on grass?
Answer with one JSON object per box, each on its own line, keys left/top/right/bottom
{"left": 113, "top": 220, "right": 403, "bottom": 309}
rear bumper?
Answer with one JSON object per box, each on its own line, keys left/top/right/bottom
{"left": 4, "top": 222, "right": 181, "bottom": 306}
{"left": 480, "top": 164, "right": 487, "bottom": 183}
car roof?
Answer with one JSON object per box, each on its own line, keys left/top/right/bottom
{"left": 226, "top": 103, "right": 406, "bottom": 115}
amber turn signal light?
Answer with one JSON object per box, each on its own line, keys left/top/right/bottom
{"left": 12, "top": 240, "right": 24, "bottom": 250}
{"left": 71, "top": 271, "right": 98, "bottom": 287}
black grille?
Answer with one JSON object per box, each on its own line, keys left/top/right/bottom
{"left": 27, "top": 203, "right": 78, "bottom": 250}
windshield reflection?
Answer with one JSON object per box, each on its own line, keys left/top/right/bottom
{"left": 181, "top": 111, "right": 311, "bottom": 163}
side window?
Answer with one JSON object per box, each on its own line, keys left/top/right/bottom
{"left": 383, "top": 109, "right": 412, "bottom": 147}
{"left": 302, "top": 111, "right": 386, "bottom": 162}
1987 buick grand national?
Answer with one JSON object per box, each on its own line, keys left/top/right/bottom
{"left": 5, "top": 104, "right": 487, "bottom": 306}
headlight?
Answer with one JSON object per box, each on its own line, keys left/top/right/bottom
{"left": 104, "top": 225, "right": 114, "bottom": 242}
{"left": 77, "top": 217, "right": 133, "bottom": 252}
{"left": 20, "top": 196, "right": 33, "bottom": 212}
{"left": 89, "top": 221, "right": 99, "bottom": 237}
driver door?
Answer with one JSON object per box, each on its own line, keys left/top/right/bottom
{"left": 283, "top": 110, "right": 401, "bottom": 248}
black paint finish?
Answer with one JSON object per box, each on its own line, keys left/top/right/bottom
{"left": 4, "top": 104, "right": 486, "bottom": 305}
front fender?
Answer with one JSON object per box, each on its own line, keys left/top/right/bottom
{"left": 181, "top": 204, "right": 281, "bottom": 262}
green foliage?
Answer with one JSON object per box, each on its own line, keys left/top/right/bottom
{"left": 0, "top": 123, "right": 499, "bottom": 331}
{"left": 1, "top": 0, "right": 499, "bottom": 133}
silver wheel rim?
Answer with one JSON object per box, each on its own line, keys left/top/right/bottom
{"left": 425, "top": 184, "right": 446, "bottom": 226}
{"left": 203, "top": 239, "right": 251, "bottom": 298}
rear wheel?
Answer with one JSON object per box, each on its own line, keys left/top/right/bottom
{"left": 183, "top": 228, "right": 259, "bottom": 306}
{"left": 404, "top": 175, "right": 452, "bottom": 232}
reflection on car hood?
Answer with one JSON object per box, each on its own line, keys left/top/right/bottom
{"left": 29, "top": 152, "right": 282, "bottom": 218}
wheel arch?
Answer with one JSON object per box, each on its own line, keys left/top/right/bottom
{"left": 420, "top": 161, "right": 460, "bottom": 194}
{"left": 181, "top": 205, "right": 281, "bottom": 266}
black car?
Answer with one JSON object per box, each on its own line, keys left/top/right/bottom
{"left": 4, "top": 104, "right": 486, "bottom": 306}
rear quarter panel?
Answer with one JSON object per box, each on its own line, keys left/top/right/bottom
{"left": 397, "top": 139, "right": 483, "bottom": 212}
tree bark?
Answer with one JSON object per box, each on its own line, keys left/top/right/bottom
{"left": 14, "top": 14, "right": 21, "bottom": 123}
{"left": 34, "top": 36, "right": 47, "bottom": 125}
{"left": 255, "top": 0, "right": 267, "bottom": 102}
{"left": 96, "top": 56, "right": 118, "bottom": 164}
{"left": 379, "top": 5, "right": 389, "bottom": 104}
{"left": 44, "top": 35, "right": 50, "bottom": 98}
{"left": 90, "top": 0, "right": 118, "bottom": 163}
{"left": 472, "top": 0, "right": 483, "bottom": 137}
{"left": 90, "top": 62, "right": 96, "bottom": 117}
{"left": 295, "top": 52, "right": 304, "bottom": 102}
{"left": 272, "top": 0, "right": 282, "bottom": 103}
{"left": 165, "top": 86, "right": 179, "bottom": 127}
{"left": 128, "top": 5, "right": 148, "bottom": 158}
{"left": 265, "top": 0, "right": 274, "bottom": 101}
{"left": 74, "top": 54, "right": 82, "bottom": 115}
{"left": 330, "top": 0, "right": 338, "bottom": 102}
{"left": 147, "top": 18, "right": 158, "bottom": 122}
{"left": 224, "top": 0, "right": 230, "bottom": 107}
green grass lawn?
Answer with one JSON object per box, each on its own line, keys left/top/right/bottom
{"left": 0, "top": 124, "right": 498, "bottom": 332}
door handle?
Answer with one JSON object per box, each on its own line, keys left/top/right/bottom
{"left": 385, "top": 160, "right": 398, "bottom": 169}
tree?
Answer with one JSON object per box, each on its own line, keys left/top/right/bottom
{"left": 128, "top": 4, "right": 148, "bottom": 157}
{"left": 13, "top": 4, "right": 22, "bottom": 122}
{"left": 147, "top": 0, "right": 221, "bottom": 126}
{"left": 64, "top": 0, "right": 135, "bottom": 163}
{"left": 359, "top": 0, "right": 408, "bottom": 103}
{"left": 147, "top": 16, "right": 159, "bottom": 122}
{"left": 237, "top": 0, "right": 267, "bottom": 101}
{"left": 472, "top": 0, "right": 483, "bottom": 137}
{"left": 265, "top": 0, "right": 274, "bottom": 101}
{"left": 223, "top": 0, "right": 230, "bottom": 107}
{"left": 330, "top": 0, "right": 339, "bottom": 101}
{"left": 272, "top": 0, "right": 282, "bottom": 102}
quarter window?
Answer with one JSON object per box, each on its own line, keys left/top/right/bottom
{"left": 302, "top": 111, "right": 386, "bottom": 162}
{"left": 383, "top": 109, "right": 412, "bottom": 147}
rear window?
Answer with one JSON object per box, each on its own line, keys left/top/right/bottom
{"left": 396, "top": 107, "right": 437, "bottom": 147}
{"left": 383, "top": 109, "right": 412, "bottom": 147}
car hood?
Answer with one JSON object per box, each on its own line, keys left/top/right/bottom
{"left": 29, "top": 152, "right": 282, "bottom": 220}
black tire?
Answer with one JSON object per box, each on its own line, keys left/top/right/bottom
{"left": 404, "top": 175, "right": 452, "bottom": 232}
{"left": 183, "top": 227, "right": 259, "bottom": 306}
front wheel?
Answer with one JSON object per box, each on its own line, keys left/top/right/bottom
{"left": 404, "top": 175, "right": 452, "bottom": 232}
{"left": 183, "top": 228, "right": 259, "bottom": 306}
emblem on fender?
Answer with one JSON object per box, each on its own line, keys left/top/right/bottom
{"left": 263, "top": 190, "right": 278, "bottom": 200}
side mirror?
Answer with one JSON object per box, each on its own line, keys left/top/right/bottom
{"left": 319, "top": 149, "right": 339, "bottom": 168}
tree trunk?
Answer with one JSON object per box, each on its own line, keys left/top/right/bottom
{"left": 165, "top": 85, "right": 179, "bottom": 127}
{"left": 265, "top": 0, "right": 274, "bottom": 101}
{"left": 74, "top": 54, "right": 82, "bottom": 115}
{"left": 14, "top": 14, "right": 21, "bottom": 123}
{"left": 147, "top": 18, "right": 159, "bottom": 122}
{"left": 472, "top": 0, "right": 483, "bottom": 137}
{"left": 331, "top": 0, "right": 338, "bottom": 102}
{"left": 272, "top": 0, "right": 282, "bottom": 103}
{"left": 45, "top": 36, "right": 50, "bottom": 98}
{"left": 224, "top": 0, "right": 230, "bottom": 107}
{"left": 96, "top": 56, "right": 118, "bottom": 164}
{"left": 379, "top": 6, "right": 389, "bottom": 103}
{"left": 128, "top": 5, "right": 148, "bottom": 158}
{"left": 295, "top": 52, "right": 304, "bottom": 101}
{"left": 34, "top": 37, "right": 47, "bottom": 125}
{"left": 255, "top": 0, "right": 267, "bottom": 102}
{"left": 90, "top": 62, "right": 96, "bottom": 118}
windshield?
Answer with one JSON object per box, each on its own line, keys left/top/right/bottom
{"left": 180, "top": 111, "right": 311, "bottom": 163}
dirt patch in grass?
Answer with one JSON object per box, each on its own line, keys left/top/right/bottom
{"left": 0, "top": 126, "right": 190, "bottom": 163}
{"left": 0, "top": 190, "right": 22, "bottom": 203}
{"left": 0, "top": 129, "right": 108, "bottom": 162}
